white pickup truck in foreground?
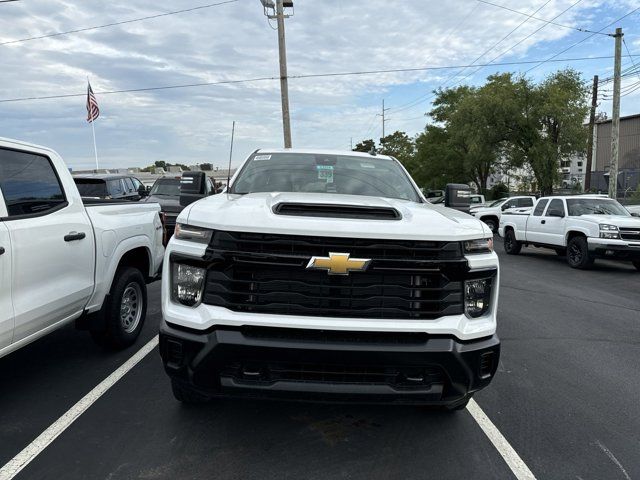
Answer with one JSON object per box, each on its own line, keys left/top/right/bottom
{"left": 0, "top": 138, "right": 164, "bottom": 358}
{"left": 499, "top": 195, "right": 640, "bottom": 270}
{"left": 159, "top": 149, "right": 500, "bottom": 411}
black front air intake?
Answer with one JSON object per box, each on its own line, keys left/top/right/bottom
{"left": 273, "top": 202, "right": 401, "bottom": 220}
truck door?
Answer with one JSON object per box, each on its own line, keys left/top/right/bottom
{"left": 0, "top": 147, "right": 95, "bottom": 343}
{"left": 531, "top": 199, "right": 567, "bottom": 245}
{"left": 525, "top": 199, "right": 549, "bottom": 243}
{"left": 0, "top": 202, "right": 13, "bottom": 350}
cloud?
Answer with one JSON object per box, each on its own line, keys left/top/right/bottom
{"left": 0, "top": 0, "right": 638, "bottom": 169}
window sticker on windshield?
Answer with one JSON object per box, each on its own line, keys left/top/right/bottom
{"left": 316, "top": 165, "right": 334, "bottom": 183}
{"left": 254, "top": 154, "right": 271, "bottom": 161}
{"left": 360, "top": 163, "right": 376, "bottom": 169}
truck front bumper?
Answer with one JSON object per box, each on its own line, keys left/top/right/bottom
{"left": 159, "top": 321, "right": 500, "bottom": 406}
{"left": 587, "top": 238, "right": 640, "bottom": 261}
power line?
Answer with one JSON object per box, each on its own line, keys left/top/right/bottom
{"left": 525, "top": 5, "right": 640, "bottom": 73}
{"left": 390, "top": 0, "right": 580, "bottom": 115}
{"left": 456, "top": 0, "right": 584, "bottom": 86}
{"left": 476, "top": 0, "right": 609, "bottom": 36}
{"left": 0, "top": 0, "right": 238, "bottom": 46}
{"left": 388, "top": 1, "right": 482, "bottom": 112}
{"left": 1, "top": 54, "right": 639, "bottom": 104}
{"left": 623, "top": 37, "right": 640, "bottom": 82}
{"left": 389, "top": 0, "right": 557, "bottom": 114}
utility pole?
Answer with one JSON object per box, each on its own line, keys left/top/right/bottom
{"left": 260, "top": 0, "right": 293, "bottom": 148}
{"left": 584, "top": 75, "right": 598, "bottom": 191}
{"left": 378, "top": 99, "right": 390, "bottom": 139}
{"left": 609, "top": 27, "right": 623, "bottom": 200}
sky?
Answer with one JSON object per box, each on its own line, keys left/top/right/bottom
{"left": 0, "top": 0, "right": 639, "bottom": 170}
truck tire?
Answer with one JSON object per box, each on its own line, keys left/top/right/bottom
{"left": 566, "top": 236, "right": 594, "bottom": 269}
{"left": 91, "top": 267, "right": 147, "bottom": 349}
{"left": 633, "top": 260, "right": 640, "bottom": 271}
{"left": 503, "top": 230, "right": 522, "bottom": 255}
{"left": 481, "top": 217, "right": 498, "bottom": 233}
{"left": 171, "top": 379, "right": 211, "bottom": 404}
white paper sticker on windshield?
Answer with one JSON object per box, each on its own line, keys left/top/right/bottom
{"left": 360, "top": 163, "right": 376, "bottom": 169}
{"left": 316, "top": 165, "right": 334, "bottom": 183}
{"left": 254, "top": 154, "right": 272, "bottom": 161}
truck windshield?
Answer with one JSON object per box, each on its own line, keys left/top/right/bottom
{"left": 566, "top": 198, "right": 630, "bottom": 216}
{"left": 232, "top": 153, "right": 420, "bottom": 202}
{"left": 150, "top": 178, "right": 181, "bottom": 196}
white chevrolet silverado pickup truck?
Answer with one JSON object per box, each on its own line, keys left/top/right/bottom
{"left": 499, "top": 195, "right": 640, "bottom": 270}
{"left": 0, "top": 138, "right": 164, "bottom": 359}
{"left": 159, "top": 149, "right": 500, "bottom": 411}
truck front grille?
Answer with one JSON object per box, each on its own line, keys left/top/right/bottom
{"left": 619, "top": 227, "right": 640, "bottom": 241}
{"left": 193, "top": 231, "right": 476, "bottom": 320}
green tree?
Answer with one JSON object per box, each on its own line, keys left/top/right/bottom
{"left": 413, "top": 125, "right": 464, "bottom": 189}
{"left": 506, "top": 69, "right": 588, "bottom": 196}
{"left": 379, "top": 131, "right": 415, "bottom": 164}
{"left": 353, "top": 139, "right": 376, "bottom": 153}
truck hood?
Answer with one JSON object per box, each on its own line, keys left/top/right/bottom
{"left": 181, "top": 192, "right": 491, "bottom": 241}
{"left": 579, "top": 214, "right": 640, "bottom": 228}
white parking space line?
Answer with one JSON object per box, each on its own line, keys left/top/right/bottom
{"left": 467, "top": 399, "right": 537, "bottom": 480}
{"left": 0, "top": 336, "right": 159, "bottom": 480}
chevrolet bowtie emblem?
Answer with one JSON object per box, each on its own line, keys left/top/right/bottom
{"left": 306, "top": 252, "right": 371, "bottom": 275}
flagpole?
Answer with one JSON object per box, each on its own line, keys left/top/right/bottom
{"left": 90, "top": 117, "right": 98, "bottom": 171}
{"left": 87, "top": 76, "right": 99, "bottom": 171}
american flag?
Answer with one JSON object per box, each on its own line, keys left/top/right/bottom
{"left": 86, "top": 82, "right": 100, "bottom": 123}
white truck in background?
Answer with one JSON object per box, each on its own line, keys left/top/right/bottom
{"left": 499, "top": 195, "right": 640, "bottom": 270}
{"left": 0, "top": 138, "right": 165, "bottom": 359}
{"left": 470, "top": 196, "right": 536, "bottom": 232}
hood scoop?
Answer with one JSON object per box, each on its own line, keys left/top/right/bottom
{"left": 273, "top": 202, "right": 402, "bottom": 220}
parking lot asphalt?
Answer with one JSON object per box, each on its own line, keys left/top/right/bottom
{"left": 1, "top": 240, "right": 639, "bottom": 480}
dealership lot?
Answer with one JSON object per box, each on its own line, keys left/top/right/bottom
{"left": 1, "top": 241, "right": 639, "bottom": 480}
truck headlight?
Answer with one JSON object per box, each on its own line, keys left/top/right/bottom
{"left": 465, "top": 278, "right": 492, "bottom": 318}
{"left": 464, "top": 238, "right": 494, "bottom": 254}
{"left": 172, "top": 263, "right": 206, "bottom": 306}
{"left": 599, "top": 224, "right": 620, "bottom": 239}
{"left": 175, "top": 223, "right": 214, "bottom": 244}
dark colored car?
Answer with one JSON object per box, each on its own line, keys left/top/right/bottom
{"left": 74, "top": 174, "right": 146, "bottom": 201}
{"left": 145, "top": 176, "right": 217, "bottom": 241}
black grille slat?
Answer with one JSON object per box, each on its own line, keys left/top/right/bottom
{"left": 199, "top": 230, "right": 468, "bottom": 319}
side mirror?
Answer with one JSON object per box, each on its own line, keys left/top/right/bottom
{"left": 547, "top": 209, "right": 565, "bottom": 218}
{"left": 180, "top": 171, "right": 207, "bottom": 207}
{"left": 444, "top": 183, "right": 471, "bottom": 214}
{"left": 138, "top": 185, "right": 149, "bottom": 197}
{"left": 631, "top": 212, "right": 640, "bottom": 217}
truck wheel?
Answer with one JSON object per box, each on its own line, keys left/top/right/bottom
{"left": 482, "top": 218, "right": 497, "bottom": 233}
{"left": 91, "top": 267, "right": 147, "bottom": 349}
{"left": 633, "top": 260, "right": 640, "bottom": 271}
{"left": 503, "top": 230, "right": 522, "bottom": 255}
{"left": 567, "top": 236, "right": 594, "bottom": 269}
{"left": 171, "top": 379, "right": 211, "bottom": 404}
